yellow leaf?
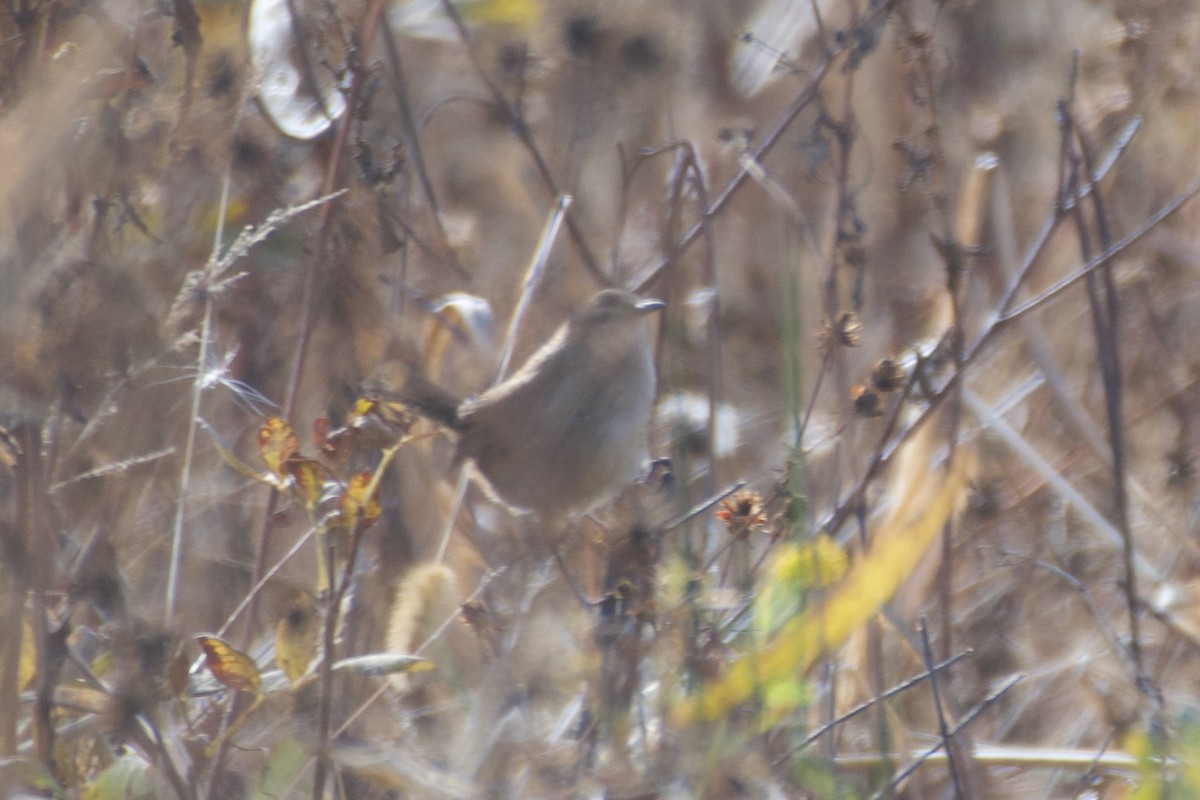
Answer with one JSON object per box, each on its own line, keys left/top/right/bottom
{"left": 195, "top": 635, "right": 261, "bottom": 696}
{"left": 3, "top": 616, "right": 38, "bottom": 693}
{"left": 340, "top": 471, "right": 381, "bottom": 526}
{"left": 275, "top": 592, "right": 319, "bottom": 684}
{"left": 776, "top": 535, "right": 848, "bottom": 589}
{"left": 756, "top": 536, "right": 849, "bottom": 640}
{"left": 286, "top": 457, "right": 325, "bottom": 513}
{"left": 676, "top": 457, "right": 969, "bottom": 723}
{"left": 460, "top": 0, "right": 539, "bottom": 29}
{"left": 258, "top": 417, "right": 298, "bottom": 480}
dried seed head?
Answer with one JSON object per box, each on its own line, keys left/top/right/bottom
{"left": 967, "top": 477, "right": 1003, "bottom": 518}
{"left": 871, "top": 358, "right": 906, "bottom": 392}
{"left": 851, "top": 384, "right": 884, "bottom": 417}
{"left": 819, "top": 311, "right": 864, "bottom": 350}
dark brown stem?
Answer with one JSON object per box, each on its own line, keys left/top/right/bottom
{"left": 312, "top": 511, "right": 373, "bottom": 800}
{"left": 247, "top": 0, "right": 388, "bottom": 637}
{"left": 1059, "top": 80, "right": 1150, "bottom": 702}
{"left": 919, "top": 620, "right": 965, "bottom": 800}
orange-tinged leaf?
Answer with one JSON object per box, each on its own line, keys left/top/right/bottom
{"left": 195, "top": 635, "right": 262, "bottom": 695}
{"left": 341, "top": 471, "right": 381, "bottom": 526}
{"left": 676, "top": 457, "right": 969, "bottom": 723}
{"left": 275, "top": 592, "right": 319, "bottom": 684}
{"left": 258, "top": 417, "right": 298, "bottom": 479}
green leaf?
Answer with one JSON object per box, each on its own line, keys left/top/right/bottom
{"left": 84, "top": 756, "right": 155, "bottom": 800}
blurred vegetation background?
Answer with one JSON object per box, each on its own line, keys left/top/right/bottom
{"left": 2, "top": 0, "right": 1200, "bottom": 797}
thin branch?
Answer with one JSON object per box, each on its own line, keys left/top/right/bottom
{"left": 996, "top": 181, "right": 1199, "bottom": 327}
{"left": 872, "top": 674, "right": 1023, "bottom": 798}
{"left": 637, "top": 140, "right": 726, "bottom": 488}
{"left": 48, "top": 447, "right": 175, "bottom": 493}
{"left": 656, "top": 481, "right": 746, "bottom": 537}
{"left": 994, "top": 114, "right": 1142, "bottom": 316}
{"left": 818, "top": 169, "right": 1200, "bottom": 542}
{"left": 634, "top": 51, "right": 839, "bottom": 293}
{"left": 776, "top": 649, "right": 974, "bottom": 764}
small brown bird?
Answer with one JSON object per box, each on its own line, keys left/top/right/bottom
{"left": 395, "top": 289, "right": 664, "bottom": 518}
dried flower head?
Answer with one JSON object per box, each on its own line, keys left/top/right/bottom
{"left": 851, "top": 383, "right": 884, "bottom": 417}
{"left": 967, "top": 477, "right": 1003, "bottom": 518}
{"left": 715, "top": 489, "right": 767, "bottom": 533}
{"left": 460, "top": 599, "right": 501, "bottom": 636}
{"left": 819, "top": 311, "right": 864, "bottom": 350}
{"left": 871, "top": 358, "right": 906, "bottom": 392}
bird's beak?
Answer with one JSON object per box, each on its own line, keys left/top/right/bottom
{"left": 635, "top": 298, "right": 665, "bottom": 313}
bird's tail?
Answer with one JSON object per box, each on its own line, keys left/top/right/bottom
{"left": 364, "top": 361, "right": 464, "bottom": 431}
